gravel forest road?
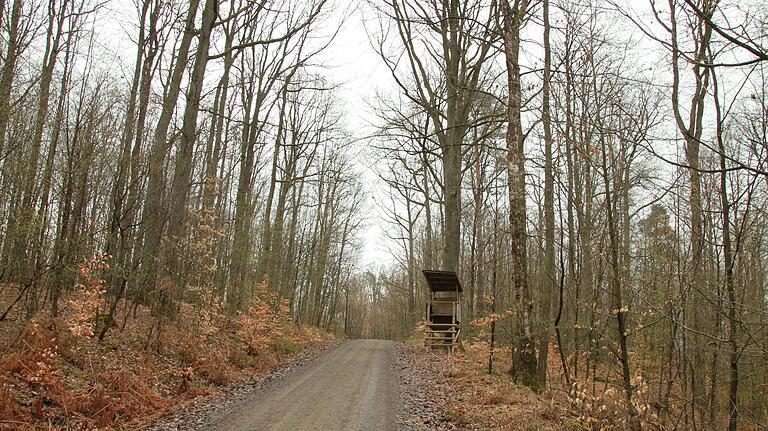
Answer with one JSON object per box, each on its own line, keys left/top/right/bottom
{"left": 206, "top": 339, "right": 396, "bottom": 431}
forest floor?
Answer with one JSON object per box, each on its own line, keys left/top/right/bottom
{"left": 0, "top": 285, "right": 334, "bottom": 430}
{"left": 398, "top": 339, "right": 583, "bottom": 431}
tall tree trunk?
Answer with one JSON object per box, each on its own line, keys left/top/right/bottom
{"left": 668, "top": 1, "right": 713, "bottom": 419}
{"left": 0, "top": 0, "right": 22, "bottom": 160}
{"left": 712, "top": 67, "right": 739, "bottom": 431}
{"left": 39, "top": 24, "right": 76, "bottom": 317}
{"left": 503, "top": 0, "right": 540, "bottom": 391}
{"left": 201, "top": 9, "right": 235, "bottom": 211}
{"left": 106, "top": 0, "right": 150, "bottom": 282}
{"left": 139, "top": 0, "right": 199, "bottom": 300}
{"left": 9, "top": 0, "right": 67, "bottom": 282}
{"left": 123, "top": 0, "right": 162, "bottom": 303}
{"left": 166, "top": 0, "right": 217, "bottom": 285}
{"left": 229, "top": 88, "right": 257, "bottom": 310}
{"left": 440, "top": 0, "right": 462, "bottom": 273}
{"left": 258, "top": 87, "right": 289, "bottom": 283}
{"left": 100, "top": 0, "right": 161, "bottom": 339}
{"left": 537, "top": 0, "right": 554, "bottom": 386}
{"left": 599, "top": 134, "right": 640, "bottom": 431}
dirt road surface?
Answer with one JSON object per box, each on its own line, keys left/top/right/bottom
{"left": 206, "top": 339, "right": 396, "bottom": 431}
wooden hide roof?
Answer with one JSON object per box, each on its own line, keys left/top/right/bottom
{"left": 422, "top": 270, "right": 463, "bottom": 292}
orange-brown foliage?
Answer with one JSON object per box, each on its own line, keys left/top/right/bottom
{"left": 435, "top": 341, "right": 578, "bottom": 430}
{"left": 0, "top": 264, "right": 333, "bottom": 430}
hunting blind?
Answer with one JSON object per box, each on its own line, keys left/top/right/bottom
{"left": 422, "top": 270, "right": 462, "bottom": 351}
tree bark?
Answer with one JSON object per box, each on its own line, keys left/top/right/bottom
{"left": 502, "top": 0, "right": 540, "bottom": 391}
{"left": 139, "top": 0, "right": 199, "bottom": 299}
{"left": 0, "top": 0, "right": 22, "bottom": 160}
{"left": 537, "top": 0, "right": 554, "bottom": 386}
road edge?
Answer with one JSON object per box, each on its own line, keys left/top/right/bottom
{"left": 148, "top": 340, "right": 346, "bottom": 431}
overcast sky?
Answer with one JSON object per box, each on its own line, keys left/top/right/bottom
{"left": 314, "top": 1, "right": 397, "bottom": 269}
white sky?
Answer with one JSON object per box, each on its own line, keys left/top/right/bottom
{"left": 312, "top": 0, "right": 397, "bottom": 269}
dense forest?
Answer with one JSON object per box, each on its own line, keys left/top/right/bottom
{"left": 0, "top": 0, "right": 365, "bottom": 330}
{"left": 0, "top": 0, "right": 766, "bottom": 429}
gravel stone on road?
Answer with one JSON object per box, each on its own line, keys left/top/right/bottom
{"left": 152, "top": 339, "right": 452, "bottom": 431}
